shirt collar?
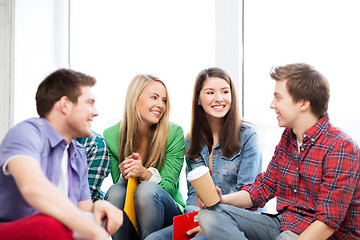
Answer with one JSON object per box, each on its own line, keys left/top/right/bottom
{"left": 39, "top": 117, "right": 67, "bottom": 148}
{"left": 40, "top": 117, "right": 78, "bottom": 151}
{"left": 301, "top": 114, "right": 329, "bottom": 144}
{"left": 199, "top": 141, "right": 220, "bottom": 156}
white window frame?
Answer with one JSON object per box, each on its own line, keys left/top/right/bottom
{"left": 0, "top": 0, "right": 14, "bottom": 141}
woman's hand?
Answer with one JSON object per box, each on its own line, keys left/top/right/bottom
{"left": 186, "top": 226, "right": 204, "bottom": 238}
{"left": 118, "top": 155, "right": 136, "bottom": 180}
{"left": 127, "top": 153, "right": 148, "bottom": 179}
{"left": 119, "top": 153, "right": 151, "bottom": 181}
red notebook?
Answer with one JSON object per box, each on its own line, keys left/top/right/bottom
{"left": 173, "top": 211, "right": 199, "bottom": 240}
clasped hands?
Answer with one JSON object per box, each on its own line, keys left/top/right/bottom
{"left": 119, "top": 152, "right": 150, "bottom": 181}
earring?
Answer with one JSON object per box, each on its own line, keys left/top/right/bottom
{"left": 197, "top": 100, "right": 201, "bottom": 105}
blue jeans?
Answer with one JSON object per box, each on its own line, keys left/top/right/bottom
{"left": 198, "top": 204, "right": 299, "bottom": 240}
{"left": 145, "top": 205, "right": 270, "bottom": 240}
{"left": 105, "top": 181, "right": 181, "bottom": 240}
{"left": 145, "top": 205, "right": 208, "bottom": 240}
{"left": 145, "top": 224, "right": 208, "bottom": 240}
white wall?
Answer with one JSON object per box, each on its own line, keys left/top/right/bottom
{"left": 68, "top": 0, "right": 242, "bottom": 199}
{"left": 69, "top": 0, "right": 241, "bottom": 138}
{"left": 13, "top": 0, "right": 69, "bottom": 124}
{"left": 1, "top": 0, "right": 242, "bottom": 140}
{"left": 215, "top": 0, "right": 242, "bottom": 113}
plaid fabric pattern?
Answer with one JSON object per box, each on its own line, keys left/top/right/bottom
{"left": 242, "top": 115, "right": 360, "bottom": 239}
{"left": 76, "top": 131, "right": 111, "bottom": 201}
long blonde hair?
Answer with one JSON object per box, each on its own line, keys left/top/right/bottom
{"left": 119, "top": 74, "right": 170, "bottom": 169}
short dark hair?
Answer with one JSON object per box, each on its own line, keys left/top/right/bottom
{"left": 270, "top": 63, "right": 330, "bottom": 117}
{"left": 35, "top": 68, "right": 96, "bottom": 117}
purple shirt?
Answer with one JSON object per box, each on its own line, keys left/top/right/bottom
{"left": 0, "top": 117, "right": 91, "bottom": 222}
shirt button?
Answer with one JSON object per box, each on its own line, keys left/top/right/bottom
{"left": 300, "top": 147, "right": 304, "bottom": 151}
{"left": 293, "top": 189, "right": 297, "bottom": 193}
{"left": 303, "top": 134, "right": 306, "bottom": 138}
{"left": 296, "top": 167, "right": 299, "bottom": 170}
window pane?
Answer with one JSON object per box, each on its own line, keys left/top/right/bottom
{"left": 244, "top": 0, "right": 360, "bottom": 167}
{"left": 70, "top": 0, "right": 215, "bottom": 194}
{"left": 244, "top": 0, "right": 360, "bottom": 213}
{"left": 70, "top": 0, "right": 215, "bottom": 135}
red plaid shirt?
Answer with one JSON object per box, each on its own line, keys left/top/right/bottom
{"left": 242, "top": 115, "right": 360, "bottom": 239}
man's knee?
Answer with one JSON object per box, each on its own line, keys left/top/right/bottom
{"left": 36, "top": 215, "right": 73, "bottom": 239}
{"left": 0, "top": 214, "right": 74, "bottom": 240}
{"left": 275, "top": 230, "right": 299, "bottom": 240}
{"left": 198, "top": 208, "right": 218, "bottom": 229}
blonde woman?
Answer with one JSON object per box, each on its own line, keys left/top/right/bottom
{"left": 104, "top": 74, "right": 185, "bottom": 240}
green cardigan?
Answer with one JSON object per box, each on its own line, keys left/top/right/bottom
{"left": 103, "top": 122, "right": 186, "bottom": 211}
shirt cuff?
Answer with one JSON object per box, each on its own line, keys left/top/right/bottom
{"left": 2, "top": 155, "right": 36, "bottom": 175}
{"left": 315, "top": 212, "right": 339, "bottom": 230}
{"left": 141, "top": 167, "right": 162, "bottom": 184}
{"left": 119, "top": 167, "right": 162, "bottom": 184}
{"left": 118, "top": 173, "right": 127, "bottom": 184}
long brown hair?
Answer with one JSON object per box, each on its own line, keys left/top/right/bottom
{"left": 119, "top": 74, "right": 170, "bottom": 169}
{"left": 186, "top": 67, "right": 241, "bottom": 159}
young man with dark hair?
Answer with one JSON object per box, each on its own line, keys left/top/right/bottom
{"left": 0, "top": 69, "right": 123, "bottom": 240}
{"left": 196, "top": 63, "right": 360, "bottom": 240}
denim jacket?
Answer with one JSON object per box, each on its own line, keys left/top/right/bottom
{"left": 185, "top": 121, "right": 263, "bottom": 206}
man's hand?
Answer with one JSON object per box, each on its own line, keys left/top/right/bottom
{"left": 196, "top": 186, "right": 223, "bottom": 208}
{"left": 93, "top": 200, "right": 123, "bottom": 235}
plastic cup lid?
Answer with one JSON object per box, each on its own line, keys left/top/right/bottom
{"left": 187, "top": 166, "right": 209, "bottom": 181}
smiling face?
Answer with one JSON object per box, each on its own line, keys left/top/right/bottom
{"left": 136, "top": 81, "right": 167, "bottom": 129}
{"left": 270, "top": 79, "right": 303, "bottom": 128}
{"left": 198, "top": 77, "right": 231, "bottom": 122}
{"left": 66, "top": 86, "right": 98, "bottom": 138}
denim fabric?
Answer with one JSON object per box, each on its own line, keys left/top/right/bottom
{"left": 275, "top": 230, "right": 299, "bottom": 240}
{"left": 182, "top": 206, "right": 208, "bottom": 240}
{"left": 186, "top": 122, "right": 263, "bottom": 206}
{"left": 144, "top": 225, "right": 173, "bottom": 240}
{"left": 198, "top": 204, "right": 284, "bottom": 240}
{"left": 105, "top": 181, "right": 181, "bottom": 240}
{"left": 144, "top": 223, "right": 209, "bottom": 240}
{"left": 145, "top": 205, "right": 204, "bottom": 240}
{"left": 146, "top": 122, "right": 264, "bottom": 240}
{"left": 105, "top": 183, "right": 139, "bottom": 240}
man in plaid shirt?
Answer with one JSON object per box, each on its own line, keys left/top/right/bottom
{"left": 77, "top": 130, "right": 111, "bottom": 201}
{"left": 196, "top": 63, "right": 360, "bottom": 240}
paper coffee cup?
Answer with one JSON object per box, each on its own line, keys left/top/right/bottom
{"left": 187, "top": 166, "right": 220, "bottom": 207}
